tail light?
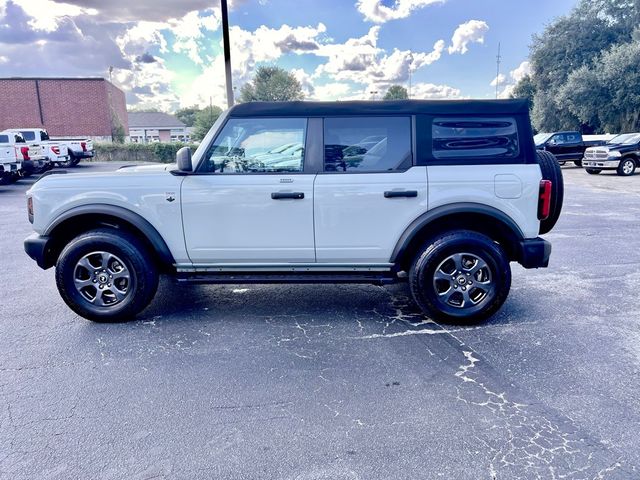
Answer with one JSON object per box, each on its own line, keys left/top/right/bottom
{"left": 81, "top": 142, "right": 87, "bottom": 152}
{"left": 538, "top": 180, "right": 552, "bottom": 220}
{"left": 20, "top": 146, "right": 30, "bottom": 160}
{"left": 51, "top": 146, "right": 60, "bottom": 155}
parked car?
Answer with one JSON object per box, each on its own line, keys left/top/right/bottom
{"left": 25, "top": 99, "right": 563, "bottom": 324}
{"left": 534, "top": 131, "right": 606, "bottom": 166}
{"left": 50, "top": 136, "right": 95, "bottom": 166}
{"left": 0, "top": 131, "right": 48, "bottom": 175}
{"left": 0, "top": 133, "right": 22, "bottom": 184}
{"left": 4, "top": 129, "right": 71, "bottom": 167}
{"left": 583, "top": 133, "right": 640, "bottom": 176}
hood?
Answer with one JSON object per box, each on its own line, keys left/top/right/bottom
{"left": 28, "top": 162, "right": 175, "bottom": 194}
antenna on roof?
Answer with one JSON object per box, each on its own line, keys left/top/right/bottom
{"left": 495, "top": 42, "right": 501, "bottom": 100}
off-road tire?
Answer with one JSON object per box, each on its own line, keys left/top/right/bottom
{"left": 409, "top": 230, "right": 511, "bottom": 324}
{"left": 55, "top": 228, "right": 159, "bottom": 322}
{"left": 536, "top": 150, "right": 564, "bottom": 235}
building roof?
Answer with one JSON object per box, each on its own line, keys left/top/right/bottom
{"left": 128, "top": 112, "right": 186, "bottom": 129}
{"left": 228, "top": 99, "right": 530, "bottom": 118}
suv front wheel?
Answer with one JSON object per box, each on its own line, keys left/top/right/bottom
{"left": 55, "top": 228, "right": 159, "bottom": 322}
{"left": 409, "top": 230, "right": 511, "bottom": 323}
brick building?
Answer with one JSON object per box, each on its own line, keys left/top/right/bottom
{"left": 0, "top": 78, "right": 128, "bottom": 141}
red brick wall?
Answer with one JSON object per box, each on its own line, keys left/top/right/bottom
{"left": 0, "top": 79, "right": 44, "bottom": 129}
{"left": 0, "top": 78, "right": 128, "bottom": 138}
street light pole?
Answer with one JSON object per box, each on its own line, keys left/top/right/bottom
{"left": 221, "top": 0, "right": 234, "bottom": 108}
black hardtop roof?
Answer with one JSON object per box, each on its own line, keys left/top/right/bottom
{"left": 228, "top": 99, "right": 530, "bottom": 118}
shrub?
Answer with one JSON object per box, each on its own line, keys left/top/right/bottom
{"left": 93, "top": 142, "right": 198, "bottom": 163}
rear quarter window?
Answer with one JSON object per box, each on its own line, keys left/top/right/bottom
{"left": 432, "top": 117, "right": 519, "bottom": 160}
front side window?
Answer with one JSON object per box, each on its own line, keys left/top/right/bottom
{"left": 432, "top": 117, "right": 519, "bottom": 159}
{"left": 199, "top": 117, "right": 307, "bottom": 174}
{"left": 40, "top": 130, "right": 50, "bottom": 141}
{"left": 323, "top": 117, "right": 412, "bottom": 172}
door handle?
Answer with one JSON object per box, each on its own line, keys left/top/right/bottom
{"left": 271, "top": 191, "right": 305, "bottom": 200}
{"left": 384, "top": 190, "right": 418, "bottom": 198}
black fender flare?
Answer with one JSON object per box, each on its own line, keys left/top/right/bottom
{"left": 45, "top": 204, "right": 175, "bottom": 266}
{"left": 390, "top": 202, "right": 525, "bottom": 264}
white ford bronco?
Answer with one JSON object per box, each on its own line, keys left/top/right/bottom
{"left": 24, "top": 100, "right": 563, "bottom": 323}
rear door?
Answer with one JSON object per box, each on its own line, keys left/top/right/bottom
{"left": 314, "top": 116, "right": 427, "bottom": 264}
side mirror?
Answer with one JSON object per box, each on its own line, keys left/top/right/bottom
{"left": 176, "top": 146, "right": 192, "bottom": 172}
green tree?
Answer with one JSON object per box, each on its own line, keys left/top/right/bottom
{"left": 175, "top": 105, "right": 201, "bottom": 127}
{"left": 192, "top": 105, "right": 223, "bottom": 141}
{"left": 383, "top": 85, "right": 409, "bottom": 100}
{"left": 558, "top": 40, "right": 640, "bottom": 132}
{"left": 239, "top": 66, "right": 304, "bottom": 102}
{"left": 527, "top": 0, "right": 640, "bottom": 132}
{"left": 510, "top": 75, "right": 536, "bottom": 107}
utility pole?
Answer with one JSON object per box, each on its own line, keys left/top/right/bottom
{"left": 495, "top": 42, "right": 501, "bottom": 99}
{"left": 221, "top": 0, "right": 234, "bottom": 108}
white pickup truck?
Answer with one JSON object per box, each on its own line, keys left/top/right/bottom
{"left": 51, "top": 136, "right": 94, "bottom": 166}
{"left": 0, "top": 133, "right": 22, "bottom": 184}
{"left": 4, "top": 129, "right": 73, "bottom": 167}
{"left": 0, "top": 131, "right": 47, "bottom": 178}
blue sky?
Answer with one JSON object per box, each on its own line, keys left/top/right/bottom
{"left": 0, "top": 0, "right": 578, "bottom": 110}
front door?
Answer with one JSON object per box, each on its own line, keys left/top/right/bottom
{"left": 181, "top": 117, "right": 316, "bottom": 264}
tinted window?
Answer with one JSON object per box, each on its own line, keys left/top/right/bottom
{"left": 0, "top": 135, "right": 8, "bottom": 143}
{"left": 200, "top": 118, "right": 307, "bottom": 174}
{"left": 432, "top": 117, "right": 519, "bottom": 159}
{"left": 41, "top": 130, "right": 50, "bottom": 141}
{"left": 21, "top": 131, "right": 35, "bottom": 141}
{"left": 323, "top": 117, "right": 411, "bottom": 172}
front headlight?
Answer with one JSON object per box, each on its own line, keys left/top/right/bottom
{"left": 608, "top": 151, "right": 622, "bottom": 158}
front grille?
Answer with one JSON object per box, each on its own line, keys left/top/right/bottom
{"left": 584, "top": 149, "right": 609, "bottom": 160}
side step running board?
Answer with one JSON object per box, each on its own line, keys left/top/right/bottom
{"left": 174, "top": 272, "right": 399, "bottom": 286}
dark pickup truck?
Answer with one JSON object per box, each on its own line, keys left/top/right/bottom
{"left": 534, "top": 131, "right": 606, "bottom": 166}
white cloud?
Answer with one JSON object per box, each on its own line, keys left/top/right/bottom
{"left": 316, "top": 27, "right": 444, "bottom": 91}
{"left": 356, "top": 0, "right": 446, "bottom": 23}
{"left": 510, "top": 60, "right": 531, "bottom": 83}
{"left": 490, "top": 73, "right": 506, "bottom": 87}
{"left": 410, "top": 82, "right": 461, "bottom": 99}
{"left": 11, "top": 0, "right": 97, "bottom": 31}
{"left": 448, "top": 20, "right": 489, "bottom": 55}
{"left": 312, "top": 82, "right": 353, "bottom": 100}
{"left": 496, "top": 61, "right": 531, "bottom": 98}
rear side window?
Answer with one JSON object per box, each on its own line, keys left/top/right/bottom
{"left": 21, "top": 131, "right": 35, "bottom": 141}
{"left": 323, "top": 117, "right": 412, "bottom": 172}
{"left": 432, "top": 117, "right": 519, "bottom": 159}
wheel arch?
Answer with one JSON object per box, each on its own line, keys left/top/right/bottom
{"left": 390, "top": 203, "right": 525, "bottom": 271}
{"left": 44, "top": 205, "right": 175, "bottom": 271}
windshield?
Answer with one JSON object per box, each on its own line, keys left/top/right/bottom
{"left": 608, "top": 133, "right": 640, "bottom": 145}
{"left": 534, "top": 133, "right": 553, "bottom": 145}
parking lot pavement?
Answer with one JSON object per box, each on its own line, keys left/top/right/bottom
{"left": 1, "top": 163, "right": 639, "bottom": 479}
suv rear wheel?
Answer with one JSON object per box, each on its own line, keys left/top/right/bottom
{"left": 55, "top": 228, "right": 159, "bottom": 322}
{"left": 409, "top": 230, "right": 511, "bottom": 324}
